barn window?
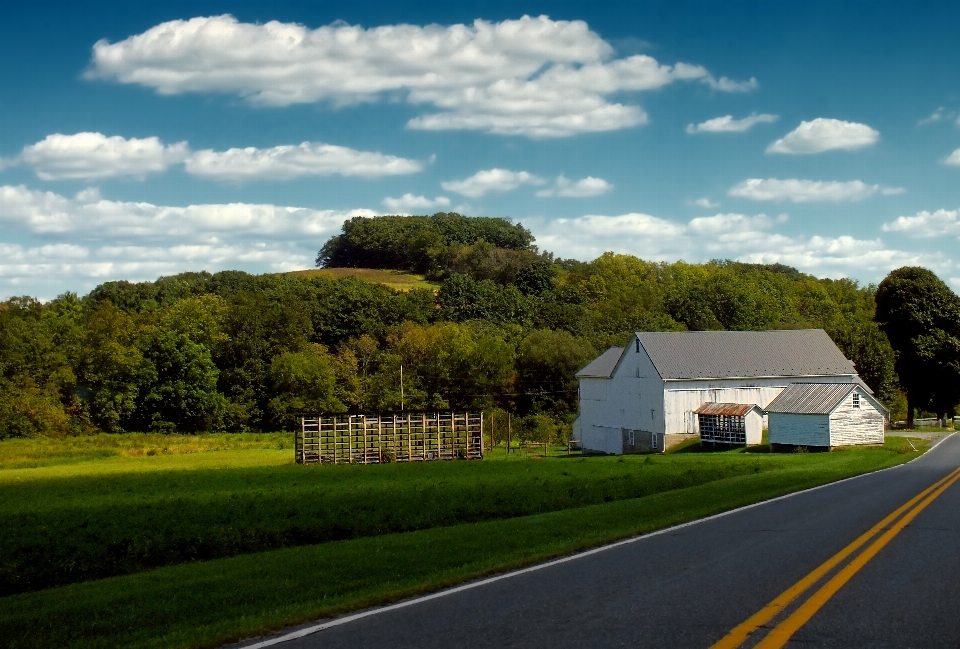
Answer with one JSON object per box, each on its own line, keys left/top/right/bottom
{"left": 853, "top": 392, "right": 861, "bottom": 409}
{"left": 636, "top": 338, "right": 640, "bottom": 353}
{"left": 652, "top": 433, "right": 658, "bottom": 449}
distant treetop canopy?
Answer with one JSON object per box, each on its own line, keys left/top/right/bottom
{"left": 316, "top": 213, "right": 536, "bottom": 273}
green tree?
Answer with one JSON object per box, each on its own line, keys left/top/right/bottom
{"left": 875, "top": 267, "right": 960, "bottom": 426}
{"left": 77, "top": 303, "right": 149, "bottom": 432}
{"left": 515, "top": 329, "right": 597, "bottom": 416}
{"left": 267, "top": 345, "right": 345, "bottom": 427}
{"left": 135, "top": 330, "right": 225, "bottom": 432}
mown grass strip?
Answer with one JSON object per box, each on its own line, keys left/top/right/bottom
{"left": 0, "top": 445, "right": 922, "bottom": 649}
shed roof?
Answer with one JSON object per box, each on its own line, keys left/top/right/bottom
{"left": 765, "top": 382, "right": 887, "bottom": 416}
{"left": 694, "top": 402, "right": 761, "bottom": 416}
{"left": 636, "top": 329, "right": 856, "bottom": 380}
{"left": 576, "top": 346, "right": 624, "bottom": 378}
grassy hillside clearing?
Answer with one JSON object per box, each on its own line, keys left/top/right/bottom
{"left": 0, "top": 435, "right": 928, "bottom": 649}
{"left": 284, "top": 267, "right": 439, "bottom": 291}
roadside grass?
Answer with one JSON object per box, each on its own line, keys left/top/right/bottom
{"left": 0, "top": 437, "right": 929, "bottom": 649}
{"left": 284, "top": 268, "right": 439, "bottom": 292}
{"left": 1, "top": 440, "right": 785, "bottom": 595}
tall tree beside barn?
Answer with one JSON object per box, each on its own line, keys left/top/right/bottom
{"left": 875, "top": 267, "right": 960, "bottom": 427}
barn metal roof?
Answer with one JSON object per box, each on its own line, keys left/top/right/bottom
{"left": 636, "top": 329, "right": 856, "bottom": 380}
{"left": 576, "top": 346, "right": 625, "bottom": 378}
{"left": 764, "top": 382, "right": 883, "bottom": 415}
{"left": 694, "top": 402, "right": 761, "bottom": 416}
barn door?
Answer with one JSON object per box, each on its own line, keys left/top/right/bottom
{"left": 685, "top": 410, "right": 698, "bottom": 434}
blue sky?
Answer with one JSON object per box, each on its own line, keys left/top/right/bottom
{"left": 2, "top": 0, "right": 960, "bottom": 299}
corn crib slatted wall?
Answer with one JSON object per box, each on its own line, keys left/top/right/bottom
{"left": 296, "top": 411, "right": 484, "bottom": 464}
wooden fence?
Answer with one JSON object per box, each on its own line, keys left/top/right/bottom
{"left": 295, "top": 411, "right": 484, "bottom": 464}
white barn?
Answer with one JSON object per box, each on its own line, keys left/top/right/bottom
{"left": 766, "top": 383, "right": 887, "bottom": 450}
{"left": 573, "top": 329, "right": 866, "bottom": 454}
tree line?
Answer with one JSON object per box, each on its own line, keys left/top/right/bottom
{"left": 2, "top": 212, "right": 953, "bottom": 438}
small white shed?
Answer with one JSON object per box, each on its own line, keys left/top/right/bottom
{"left": 695, "top": 402, "right": 764, "bottom": 446}
{"left": 766, "top": 383, "right": 887, "bottom": 450}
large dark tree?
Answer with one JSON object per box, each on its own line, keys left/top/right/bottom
{"left": 875, "top": 267, "right": 960, "bottom": 427}
{"left": 316, "top": 213, "right": 535, "bottom": 273}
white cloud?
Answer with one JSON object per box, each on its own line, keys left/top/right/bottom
{"left": 86, "top": 15, "right": 756, "bottom": 138}
{"left": 944, "top": 149, "right": 960, "bottom": 166}
{"left": 0, "top": 184, "right": 373, "bottom": 238}
{"left": 184, "top": 142, "right": 423, "bottom": 181}
{"left": 0, "top": 184, "right": 376, "bottom": 298}
{"left": 767, "top": 118, "right": 879, "bottom": 154}
{"left": 528, "top": 210, "right": 945, "bottom": 284}
{"left": 706, "top": 76, "right": 759, "bottom": 92}
{"left": 74, "top": 187, "right": 103, "bottom": 203}
{"left": 441, "top": 168, "right": 545, "bottom": 197}
{"left": 882, "top": 208, "right": 960, "bottom": 238}
{"left": 918, "top": 107, "right": 953, "bottom": 125}
{"left": 535, "top": 175, "right": 612, "bottom": 198}
{"left": 689, "top": 197, "right": 719, "bottom": 208}
{"left": 728, "top": 178, "right": 902, "bottom": 203}
{"left": 686, "top": 112, "right": 778, "bottom": 134}
{"left": 16, "top": 132, "right": 188, "bottom": 180}
{"left": 381, "top": 194, "right": 451, "bottom": 213}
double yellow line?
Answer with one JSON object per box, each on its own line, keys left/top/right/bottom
{"left": 711, "top": 464, "right": 960, "bottom": 649}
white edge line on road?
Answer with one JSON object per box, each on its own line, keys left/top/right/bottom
{"left": 237, "top": 432, "right": 957, "bottom": 649}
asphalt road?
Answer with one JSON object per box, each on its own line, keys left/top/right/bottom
{"left": 240, "top": 434, "right": 960, "bottom": 649}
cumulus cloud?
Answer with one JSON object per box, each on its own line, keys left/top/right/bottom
{"left": 944, "top": 149, "right": 960, "bottom": 166}
{"left": 689, "top": 197, "right": 719, "bottom": 208}
{"left": 86, "top": 15, "right": 756, "bottom": 137}
{"left": 728, "top": 178, "right": 902, "bottom": 203}
{"left": 381, "top": 194, "right": 451, "bottom": 213}
{"left": 535, "top": 175, "right": 612, "bottom": 198}
{"left": 767, "top": 118, "right": 879, "bottom": 154}
{"left": 882, "top": 208, "right": 960, "bottom": 238}
{"left": 918, "top": 107, "right": 954, "bottom": 125}
{"left": 686, "top": 112, "right": 778, "bottom": 134}
{"left": 15, "top": 132, "right": 188, "bottom": 180}
{"left": 0, "top": 184, "right": 376, "bottom": 299}
{"left": 0, "top": 184, "right": 373, "bottom": 238}
{"left": 184, "top": 142, "right": 423, "bottom": 181}
{"left": 441, "top": 168, "right": 545, "bottom": 197}
{"left": 528, "top": 210, "right": 943, "bottom": 283}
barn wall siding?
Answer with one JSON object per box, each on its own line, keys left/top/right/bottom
{"left": 662, "top": 376, "right": 856, "bottom": 437}
{"left": 745, "top": 410, "right": 764, "bottom": 445}
{"left": 830, "top": 393, "right": 884, "bottom": 446}
{"left": 581, "top": 426, "right": 623, "bottom": 455}
{"left": 665, "top": 385, "right": 782, "bottom": 435}
{"left": 768, "top": 413, "right": 830, "bottom": 446}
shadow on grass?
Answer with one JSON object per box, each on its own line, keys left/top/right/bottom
{"left": 668, "top": 438, "right": 770, "bottom": 454}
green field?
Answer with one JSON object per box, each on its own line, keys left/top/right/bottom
{"left": 0, "top": 433, "right": 928, "bottom": 649}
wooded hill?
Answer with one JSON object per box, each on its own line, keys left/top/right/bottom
{"left": 4, "top": 211, "right": 947, "bottom": 439}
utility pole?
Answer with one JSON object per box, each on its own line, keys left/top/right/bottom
{"left": 400, "top": 364, "right": 404, "bottom": 411}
